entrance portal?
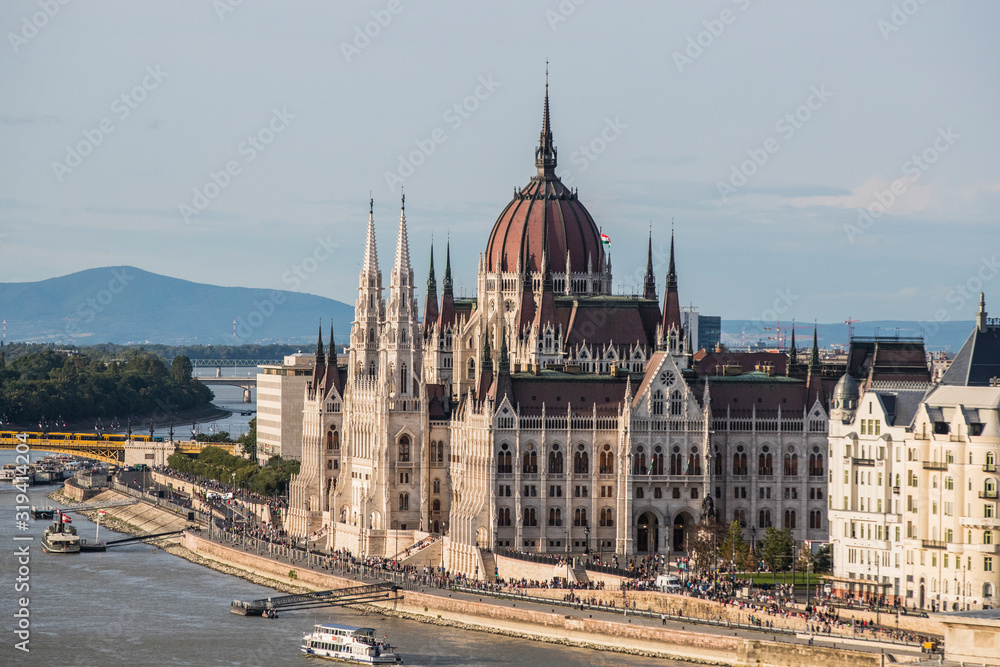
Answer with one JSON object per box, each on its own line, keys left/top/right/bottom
{"left": 636, "top": 512, "right": 659, "bottom": 553}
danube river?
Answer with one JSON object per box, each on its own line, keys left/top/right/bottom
{"left": 0, "top": 452, "right": 682, "bottom": 666}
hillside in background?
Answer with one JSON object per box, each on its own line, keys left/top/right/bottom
{"left": 0, "top": 267, "right": 353, "bottom": 345}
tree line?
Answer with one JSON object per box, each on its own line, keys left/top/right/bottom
{"left": 687, "top": 517, "right": 832, "bottom": 575}
{"left": 167, "top": 442, "right": 298, "bottom": 496}
{"left": 0, "top": 347, "right": 212, "bottom": 425}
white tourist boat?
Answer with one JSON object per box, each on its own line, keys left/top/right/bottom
{"left": 300, "top": 623, "right": 402, "bottom": 664}
{"left": 41, "top": 513, "right": 80, "bottom": 554}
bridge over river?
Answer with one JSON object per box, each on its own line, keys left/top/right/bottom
{"left": 0, "top": 432, "right": 235, "bottom": 465}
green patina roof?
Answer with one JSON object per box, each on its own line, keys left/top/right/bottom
{"left": 703, "top": 371, "right": 802, "bottom": 383}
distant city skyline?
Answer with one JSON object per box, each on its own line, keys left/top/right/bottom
{"left": 2, "top": 1, "right": 998, "bottom": 325}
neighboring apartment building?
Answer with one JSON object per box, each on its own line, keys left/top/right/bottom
{"left": 255, "top": 352, "right": 314, "bottom": 463}
{"left": 828, "top": 297, "right": 1000, "bottom": 611}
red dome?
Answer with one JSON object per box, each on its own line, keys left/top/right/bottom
{"left": 485, "top": 83, "right": 605, "bottom": 275}
{"left": 485, "top": 177, "right": 605, "bottom": 274}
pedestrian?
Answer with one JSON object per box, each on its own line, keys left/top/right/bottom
{"left": 661, "top": 613, "right": 666, "bottom": 625}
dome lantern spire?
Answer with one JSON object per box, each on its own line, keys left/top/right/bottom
{"left": 534, "top": 62, "right": 557, "bottom": 178}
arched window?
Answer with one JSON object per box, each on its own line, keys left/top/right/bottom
{"left": 985, "top": 530, "right": 994, "bottom": 545}
{"left": 783, "top": 509, "right": 797, "bottom": 529}
{"left": 467, "top": 358, "right": 475, "bottom": 380}
{"left": 634, "top": 447, "right": 647, "bottom": 475}
{"left": 945, "top": 476, "right": 954, "bottom": 490}
{"left": 326, "top": 428, "right": 336, "bottom": 450}
{"left": 574, "top": 508, "right": 588, "bottom": 527}
{"left": 670, "top": 390, "right": 683, "bottom": 416}
{"left": 648, "top": 445, "right": 661, "bottom": 475}
{"left": 809, "top": 446, "right": 823, "bottom": 476}
{"left": 498, "top": 444, "right": 512, "bottom": 474}
{"left": 398, "top": 493, "right": 410, "bottom": 511}
{"left": 433, "top": 478, "right": 441, "bottom": 494}
{"left": 652, "top": 390, "right": 665, "bottom": 416}
{"left": 988, "top": 451, "right": 997, "bottom": 469}
{"left": 432, "top": 499, "right": 441, "bottom": 513}
{"left": 733, "top": 508, "right": 746, "bottom": 527}
{"left": 714, "top": 448, "right": 723, "bottom": 475}
{"left": 498, "top": 507, "right": 511, "bottom": 526}
{"left": 368, "top": 361, "right": 376, "bottom": 377}
{"left": 548, "top": 508, "right": 562, "bottom": 526}
{"left": 523, "top": 507, "right": 537, "bottom": 526}
{"left": 574, "top": 445, "right": 589, "bottom": 474}
{"left": 523, "top": 447, "right": 537, "bottom": 474}
{"left": 600, "top": 507, "right": 614, "bottom": 527}
{"left": 600, "top": 445, "right": 614, "bottom": 474}
{"left": 758, "top": 509, "right": 772, "bottom": 528}
{"left": 397, "top": 435, "right": 410, "bottom": 462}
{"left": 733, "top": 446, "right": 747, "bottom": 476}
{"left": 688, "top": 446, "right": 702, "bottom": 475}
{"left": 368, "top": 327, "right": 375, "bottom": 343}
{"left": 548, "top": 445, "right": 563, "bottom": 474}
{"left": 809, "top": 509, "right": 823, "bottom": 529}
{"left": 758, "top": 447, "right": 773, "bottom": 476}
{"left": 783, "top": 448, "right": 798, "bottom": 476}
{"left": 670, "top": 446, "right": 683, "bottom": 475}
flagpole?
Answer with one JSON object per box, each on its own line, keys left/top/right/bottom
{"left": 96, "top": 510, "right": 102, "bottom": 542}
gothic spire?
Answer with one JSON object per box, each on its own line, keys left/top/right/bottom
{"left": 442, "top": 237, "right": 453, "bottom": 296}
{"left": 789, "top": 324, "right": 798, "bottom": 367}
{"left": 360, "top": 195, "right": 381, "bottom": 286}
{"left": 392, "top": 192, "right": 411, "bottom": 281}
{"left": 424, "top": 242, "right": 439, "bottom": 335}
{"left": 481, "top": 329, "right": 493, "bottom": 374}
{"left": 642, "top": 228, "right": 656, "bottom": 300}
{"left": 328, "top": 324, "right": 337, "bottom": 366}
{"left": 809, "top": 324, "right": 820, "bottom": 370}
{"left": 662, "top": 225, "right": 681, "bottom": 334}
{"left": 534, "top": 62, "right": 557, "bottom": 177}
{"left": 315, "top": 323, "right": 325, "bottom": 364}
{"left": 498, "top": 323, "right": 510, "bottom": 375}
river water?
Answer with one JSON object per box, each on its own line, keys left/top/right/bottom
{"left": 0, "top": 451, "right": 684, "bottom": 666}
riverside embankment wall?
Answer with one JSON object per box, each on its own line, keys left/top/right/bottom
{"left": 183, "top": 533, "right": 884, "bottom": 667}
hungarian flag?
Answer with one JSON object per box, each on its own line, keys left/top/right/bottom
{"left": 98, "top": 510, "right": 107, "bottom": 516}
{"left": 62, "top": 515, "right": 72, "bottom": 523}
{"left": 601, "top": 233, "right": 610, "bottom": 247}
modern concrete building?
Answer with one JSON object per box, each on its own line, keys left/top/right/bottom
{"left": 255, "top": 352, "right": 315, "bottom": 463}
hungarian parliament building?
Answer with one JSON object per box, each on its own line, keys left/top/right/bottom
{"left": 278, "top": 85, "right": 1000, "bottom": 609}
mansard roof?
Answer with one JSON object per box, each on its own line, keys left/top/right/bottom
{"left": 506, "top": 371, "right": 629, "bottom": 415}
{"left": 940, "top": 323, "right": 1000, "bottom": 387}
{"left": 556, "top": 295, "right": 660, "bottom": 349}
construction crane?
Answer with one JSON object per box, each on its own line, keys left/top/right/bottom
{"left": 762, "top": 322, "right": 812, "bottom": 351}
{"left": 845, "top": 317, "right": 861, "bottom": 341}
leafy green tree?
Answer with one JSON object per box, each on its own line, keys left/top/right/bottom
{"left": 238, "top": 418, "right": 257, "bottom": 459}
{"left": 171, "top": 355, "right": 193, "bottom": 383}
{"left": 814, "top": 543, "right": 833, "bottom": 572}
{"left": 718, "top": 520, "right": 752, "bottom": 571}
{"left": 760, "top": 526, "right": 794, "bottom": 572}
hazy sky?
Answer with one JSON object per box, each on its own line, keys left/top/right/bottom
{"left": 2, "top": 1, "right": 998, "bottom": 326}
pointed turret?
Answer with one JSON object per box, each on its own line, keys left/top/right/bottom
{"left": 362, "top": 197, "right": 380, "bottom": 278}
{"left": 516, "top": 266, "right": 536, "bottom": 334}
{"left": 477, "top": 328, "right": 495, "bottom": 400}
{"left": 312, "top": 323, "right": 326, "bottom": 390}
{"left": 423, "top": 243, "right": 439, "bottom": 336}
{"left": 809, "top": 325, "right": 820, "bottom": 371}
{"left": 324, "top": 324, "right": 342, "bottom": 395}
{"left": 789, "top": 325, "right": 798, "bottom": 368}
{"left": 662, "top": 228, "right": 681, "bottom": 327}
{"left": 534, "top": 64, "right": 557, "bottom": 178}
{"left": 977, "top": 292, "right": 988, "bottom": 331}
{"left": 498, "top": 323, "right": 510, "bottom": 375}
{"left": 437, "top": 238, "right": 456, "bottom": 329}
{"left": 391, "top": 193, "right": 412, "bottom": 287}
{"left": 534, "top": 245, "right": 558, "bottom": 331}
{"left": 642, "top": 230, "right": 657, "bottom": 300}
